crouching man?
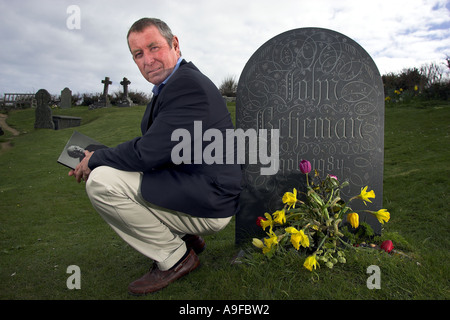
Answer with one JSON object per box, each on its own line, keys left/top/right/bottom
{"left": 69, "top": 17, "right": 242, "bottom": 295}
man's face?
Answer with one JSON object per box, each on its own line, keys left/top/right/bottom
{"left": 128, "top": 26, "right": 180, "bottom": 86}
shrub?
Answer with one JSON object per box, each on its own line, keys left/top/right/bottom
{"left": 383, "top": 58, "right": 450, "bottom": 103}
{"left": 80, "top": 93, "right": 102, "bottom": 106}
{"left": 219, "top": 75, "right": 237, "bottom": 97}
{"left": 128, "top": 90, "right": 152, "bottom": 105}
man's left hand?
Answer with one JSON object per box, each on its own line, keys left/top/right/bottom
{"left": 69, "top": 150, "right": 94, "bottom": 183}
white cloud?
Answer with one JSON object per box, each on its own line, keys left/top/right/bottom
{"left": 0, "top": 0, "right": 448, "bottom": 96}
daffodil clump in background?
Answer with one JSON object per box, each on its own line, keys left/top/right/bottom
{"left": 252, "top": 159, "right": 391, "bottom": 272}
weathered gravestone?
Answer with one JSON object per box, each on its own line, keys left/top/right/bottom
{"left": 90, "top": 77, "right": 112, "bottom": 109}
{"left": 118, "top": 77, "right": 133, "bottom": 107}
{"left": 61, "top": 87, "right": 72, "bottom": 109}
{"left": 235, "top": 28, "right": 384, "bottom": 243}
{"left": 34, "top": 89, "right": 55, "bottom": 129}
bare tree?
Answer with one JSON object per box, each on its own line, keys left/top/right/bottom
{"left": 420, "top": 62, "right": 444, "bottom": 87}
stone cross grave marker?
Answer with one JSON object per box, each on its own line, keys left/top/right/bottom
{"left": 61, "top": 87, "right": 72, "bottom": 109}
{"left": 90, "top": 77, "right": 112, "bottom": 109}
{"left": 34, "top": 89, "right": 55, "bottom": 129}
{"left": 121, "top": 77, "right": 130, "bottom": 97}
{"left": 118, "top": 77, "right": 133, "bottom": 107}
{"left": 235, "top": 28, "right": 385, "bottom": 243}
{"left": 102, "top": 77, "right": 112, "bottom": 100}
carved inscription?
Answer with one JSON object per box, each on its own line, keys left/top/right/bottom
{"left": 236, "top": 28, "right": 385, "bottom": 241}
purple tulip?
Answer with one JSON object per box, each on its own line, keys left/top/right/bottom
{"left": 299, "top": 160, "right": 311, "bottom": 174}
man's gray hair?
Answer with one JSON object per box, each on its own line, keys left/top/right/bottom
{"left": 127, "top": 18, "right": 174, "bottom": 48}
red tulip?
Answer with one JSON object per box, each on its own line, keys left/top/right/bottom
{"left": 256, "top": 216, "right": 266, "bottom": 227}
{"left": 299, "top": 160, "right": 312, "bottom": 174}
{"left": 380, "top": 240, "right": 394, "bottom": 253}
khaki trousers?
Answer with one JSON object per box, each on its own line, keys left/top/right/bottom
{"left": 85, "top": 166, "right": 232, "bottom": 271}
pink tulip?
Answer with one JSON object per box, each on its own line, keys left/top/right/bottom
{"left": 299, "top": 160, "right": 311, "bottom": 174}
{"left": 380, "top": 240, "right": 394, "bottom": 253}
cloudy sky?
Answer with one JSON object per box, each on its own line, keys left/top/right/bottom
{"left": 0, "top": 0, "right": 449, "bottom": 97}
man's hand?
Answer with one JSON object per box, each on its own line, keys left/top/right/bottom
{"left": 69, "top": 150, "right": 94, "bottom": 183}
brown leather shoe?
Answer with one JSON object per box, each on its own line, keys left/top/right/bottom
{"left": 128, "top": 249, "right": 200, "bottom": 295}
{"left": 182, "top": 234, "right": 206, "bottom": 254}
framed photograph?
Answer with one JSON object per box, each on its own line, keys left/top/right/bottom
{"left": 57, "top": 131, "right": 107, "bottom": 169}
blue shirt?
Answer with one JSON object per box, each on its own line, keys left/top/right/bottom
{"left": 152, "top": 57, "right": 183, "bottom": 96}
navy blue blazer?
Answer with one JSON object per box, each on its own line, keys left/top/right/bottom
{"left": 88, "top": 60, "right": 243, "bottom": 218}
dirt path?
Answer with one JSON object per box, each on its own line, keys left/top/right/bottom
{"left": 0, "top": 114, "right": 20, "bottom": 136}
{"left": 0, "top": 113, "right": 20, "bottom": 152}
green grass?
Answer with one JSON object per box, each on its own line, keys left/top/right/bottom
{"left": 0, "top": 101, "right": 449, "bottom": 300}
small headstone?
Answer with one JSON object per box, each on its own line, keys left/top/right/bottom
{"left": 90, "top": 77, "right": 112, "bottom": 109}
{"left": 60, "top": 87, "right": 72, "bottom": 109}
{"left": 34, "top": 89, "right": 55, "bottom": 129}
{"left": 118, "top": 77, "right": 133, "bottom": 107}
{"left": 235, "top": 28, "right": 385, "bottom": 243}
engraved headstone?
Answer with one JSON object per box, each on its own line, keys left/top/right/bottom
{"left": 235, "top": 28, "right": 385, "bottom": 243}
{"left": 34, "top": 89, "right": 55, "bottom": 129}
{"left": 90, "top": 77, "right": 112, "bottom": 109}
{"left": 118, "top": 77, "right": 133, "bottom": 107}
{"left": 61, "top": 87, "right": 72, "bottom": 109}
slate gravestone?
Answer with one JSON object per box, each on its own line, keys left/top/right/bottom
{"left": 90, "top": 77, "right": 112, "bottom": 109}
{"left": 34, "top": 89, "right": 55, "bottom": 129}
{"left": 235, "top": 28, "right": 385, "bottom": 243}
{"left": 61, "top": 87, "right": 72, "bottom": 109}
{"left": 118, "top": 77, "right": 133, "bottom": 107}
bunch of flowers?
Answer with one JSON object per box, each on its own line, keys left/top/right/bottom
{"left": 252, "top": 159, "right": 390, "bottom": 272}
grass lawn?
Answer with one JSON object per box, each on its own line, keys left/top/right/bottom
{"left": 0, "top": 101, "right": 449, "bottom": 301}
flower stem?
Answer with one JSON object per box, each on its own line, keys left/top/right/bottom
{"left": 315, "top": 234, "right": 328, "bottom": 253}
{"left": 338, "top": 236, "right": 354, "bottom": 249}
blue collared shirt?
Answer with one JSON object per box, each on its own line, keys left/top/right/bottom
{"left": 152, "top": 57, "right": 183, "bottom": 96}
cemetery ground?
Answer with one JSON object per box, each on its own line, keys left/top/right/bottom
{"left": 0, "top": 100, "right": 448, "bottom": 300}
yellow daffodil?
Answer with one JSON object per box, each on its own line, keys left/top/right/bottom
{"left": 262, "top": 232, "right": 278, "bottom": 254}
{"left": 347, "top": 212, "right": 359, "bottom": 228}
{"left": 282, "top": 188, "right": 298, "bottom": 209}
{"left": 252, "top": 238, "right": 264, "bottom": 249}
{"left": 303, "top": 254, "right": 319, "bottom": 271}
{"left": 272, "top": 209, "right": 286, "bottom": 225}
{"left": 260, "top": 212, "right": 274, "bottom": 232}
{"left": 356, "top": 186, "right": 375, "bottom": 205}
{"left": 369, "top": 209, "right": 390, "bottom": 224}
{"left": 285, "top": 227, "right": 310, "bottom": 250}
